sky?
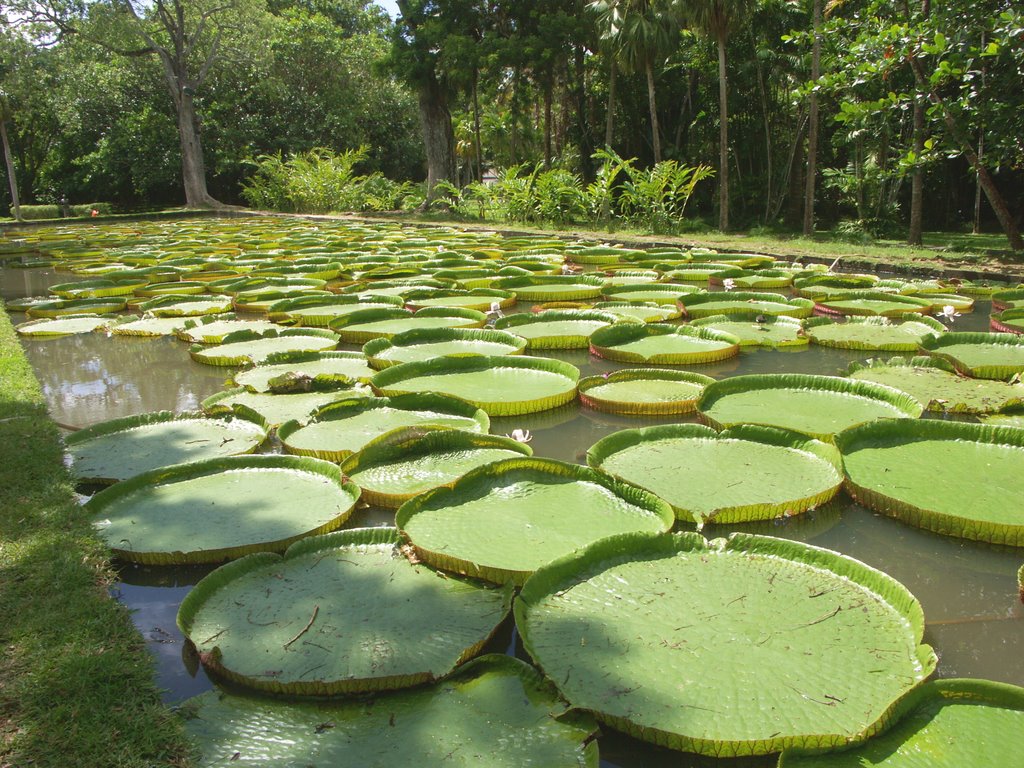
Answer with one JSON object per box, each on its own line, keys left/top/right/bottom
{"left": 375, "top": 0, "right": 400, "bottom": 18}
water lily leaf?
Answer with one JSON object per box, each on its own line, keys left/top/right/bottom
{"left": 982, "top": 411, "right": 1024, "bottom": 429}
{"left": 491, "top": 274, "right": 609, "bottom": 301}
{"left": 495, "top": 310, "right": 622, "bottom": 349}
{"left": 397, "top": 457, "right": 673, "bottom": 585}
{"left": 202, "top": 387, "right": 368, "bottom": 427}
{"left": 279, "top": 393, "right": 489, "bottom": 461}
{"left": 363, "top": 327, "right": 526, "bottom": 369}
{"left": 846, "top": 356, "right": 1024, "bottom": 413}
{"left": 593, "top": 300, "right": 682, "bottom": 322}
{"left": 680, "top": 291, "right": 815, "bottom": 319}
{"left": 49, "top": 277, "right": 147, "bottom": 298}
{"left": 329, "top": 306, "right": 486, "bottom": 343}
{"left": 778, "top": 678, "right": 1024, "bottom": 767}
{"left": 589, "top": 322, "right": 740, "bottom": 365}
{"left": 698, "top": 374, "right": 924, "bottom": 440}
{"left": 108, "top": 315, "right": 191, "bottom": 337}
{"left": 15, "top": 314, "right": 112, "bottom": 336}
{"left": 182, "top": 654, "right": 598, "bottom": 767}
{"left": 138, "top": 294, "right": 234, "bottom": 316}
{"left": 991, "top": 287, "right": 1024, "bottom": 311}
{"left": 66, "top": 410, "right": 268, "bottom": 483}
{"left": 656, "top": 262, "right": 739, "bottom": 282}
{"left": 815, "top": 291, "right": 934, "bottom": 317}
{"left": 691, "top": 313, "right": 808, "bottom": 348}
{"left": 189, "top": 328, "right": 338, "bottom": 366}
{"left": 340, "top": 427, "right": 532, "bottom": 508}
{"left": 266, "top": 294, "right": 403, "bottom": 326}
{"left": 906, "top": 291, "right": 974, "bottom": 312}
{"left": 133, "top": 279, "right": 208, "bottom": 298}
{"left": 404, "top": 287, "right": 516, "bottom": 311}
{"left": 515, "top": 531, "right": 936, "bottom": 757}
{"left": 177, "top": 528, "right": 511, "bottom": 694}
{"left": 711, "top": 268, "right": 795, "bottom": 289}
{"left": 793, "top": 274, "right": 879, "bottom": 299}
{"left": 24, "top": 297, "right": 127, "bottom": 318}
{"left": 990, "top": 307, "right": 1024, "bottom": 334}
{"left": 836, "top": 419, "right": 1024, "bottom": 546}
{"left": 920, "top": 332, "right": 1024, "bottom": 379}
{"left": 371, "top": 355, "right": 579, "bottom": 416}
{"left": 86, "top": 455, "right": 360, "bottom": 564}
{"left": 601, "top": 283, "right": 700, "bottom": 304}
{"left": 177, "top": 314, "right": 283, "bottom": 344}
{"left": 578, "top": 369, "right": 715, "bottom": 415}
{"left": 232, "top": 350, "right": 375, "bottom": 391}
{"left": 803, "top": 316, "right": 945, "bottom": 351}
{"left": 587, "top": 423, "right": 843, "bottom": 525}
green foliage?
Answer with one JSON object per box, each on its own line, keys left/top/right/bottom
{"left": 16, "top": 202, "right": 114, "bottom": 219}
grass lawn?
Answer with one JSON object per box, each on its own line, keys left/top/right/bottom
{"left": 0, "top": 309, "right": 194, "bottom": 767}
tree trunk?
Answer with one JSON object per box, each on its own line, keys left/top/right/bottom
{"left": 907, "top": 97, "right": 925, "bottom": 245}
{"left": 175, "top": 91, "right": 219, "bottom": 208}
{"left": 472, "top": 68, "right": 483, "bottom": 183}
{"left": 605, "top": 62, "right": 616, "bottom": 149}
{"left": 717, "top": 35, "right": 729, "bottom": 232}
{"left": 644, "top": 57, "right": 661, "bottom": 164}
{"left": 544, "top": 68, "right": 553, "bottom": 169}
{"left": 802, "top": 0, "right": 821, "bottom": 236}
{"left": 0, "top": 118, "right": 22, "bottom": 221}
{"left": 418, "top": 71, "right": 457, "bottom": 208}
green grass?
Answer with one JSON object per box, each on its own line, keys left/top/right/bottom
{"left": 0, "top": 309, "right": 194, "bottom": 767}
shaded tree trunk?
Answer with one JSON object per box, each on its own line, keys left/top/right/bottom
{"left": 717, "top": 35, "right": 729, "bottom": 231}
{"left": 1, "top": 118, "right": 22, "bottom": 221}
{"left": 908, "top": 97, "right": 925, "bottom": 245}
{"left": 645, "top": 57, "right": 661, "bottom": 163}
{"left": 473, "top": 68, "right": 483, "bottom": 183}
{"left": 605, "top": 62, "right": 616, "bottom": 149}
{"left": 418, "top": 70, "right": 457, "bottom": 208}
{"left": 173, "top": 89, "right": 218, "bottom": 208}
{"left": 802, "top": 0, "right": 821, "bottom": 236}
{"left": 544, "top": 66, "right": 553, "bottom": 169}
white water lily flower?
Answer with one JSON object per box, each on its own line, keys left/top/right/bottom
{"left": 938, "top": 305, "right": 961, "bottom": 323}
{"left": 486, "top": 301, "right": 504, "bottom": 320}
{"left": 506, "top": 428, "right": 533, "bottom": 443}
{"left": 722, "top": 278, "right": 736, "bottom": 292}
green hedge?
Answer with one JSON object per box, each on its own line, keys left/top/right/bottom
{"left": 15, "top": 203, "right": 114, "bottom": 220}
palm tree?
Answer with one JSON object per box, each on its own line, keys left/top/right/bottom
{"left": 590, "top": 0, "right": 679, "bottom": 163}
{"left": 678, "top": 0, "right": 755, "bottom": 230}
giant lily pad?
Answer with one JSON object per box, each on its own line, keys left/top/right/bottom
{"left": 691, "top": 314, "right": 807, "bottom": 348}
{"left": 25, "top": 297, "right": 127, "bottom": 318}
{"left": 991, "top": 287, "right": 1024, "bottom": 311}
{"left": 232, "top": 350, "right": 375, "bottom": 391}
{"left": 66, "top": 410, "right": 268, "bottom": 483}
{"left": 138, "top": 294, "right": 234, "bottom": 316}
{"left": 680, "top": 291, "right": 815, "bottom": 319}
{"left": 109, "top": 315, "right": 190, "bottom": 337}
{"left": 846, "top": 356, "right": 1024, "bottom": 413}
{"left": 404, "top": 287, "right": 516, "bottom": 312}
{"left": 189, "top": 328, "right": 338, "bottom": 366}
{"left": 594, "top": 300, "right": 682, "bottom": 323}
{"left": 815, "top": 291, "right": 934, "bottom": 317}
{"left": 279, "top": 393, "right": 489, "bottom": 461}
{"left": 836, "top": 419, "right": 1024, "bottom": 546}
{"left": 589, "top": 323, "right": 740, "bottom": 365}
{"left": 15, "top": 314, "right": 112, "bottom": 337}
{"left": 203, "top": 387, "right": 368, "bottom": 427}
{"left": 177, "top": 314, "right": 282, "bottom": 344}
{"left": 793, "top": 274, "right": 879, "bottom": 299}
{"left": 495, "top": 310, "right": 621, "bottom": 349}
{"left": 578, "top": 369, "right": 715, "bottom": 415}
{"left": 698, "top": 374, "right": 924, "bottom": 440}
{"left": 85, "top": 455, "right": 360, "bottom": 564}
{"left": 266, "top": 294, "right": 404, "bottom": 326}
{"left": 491, "top": 274, "right": 609, "bottom": 301}
{"left": 329, "top": 307, "right": 486, "bottom": 343}
{"left": 182, "top": 654, "right": 598, "bottom": 767}
{"left": 340, "top": 427, "right": 533, "bottom": 507}
{"left": 371, "top": 355, "right": 579, "bottom": 416}
{"left": 991, "top": 307, "right": 1024, "bottom": 335}
{"left": 920, "top": 332, "right": 1024, "bottom": 379}
{"left": 49, "top": 277, "right": 148, "bottom": 298}
{"left": 601, "top": 283, "right": 700, "bottom": 304}
{"left": 396, "top": 457, "right": 673, "bottom": 585}
{"left": 803, "top": 316, "right": 945, "bottom": 351}
{"left": 778, "top": 678, "right": 1024, "bottom": 768}
{"left": 363, "top": 327, "right": 526, "bottom": 369}
{"left": 515, "top": 531, "right": 936, "bottom": 757}
{"left": 587, "top": 424, "right": 843, "bottom": 525}
{"left": 177, "top": 528, "right": 511, "bottom": 694}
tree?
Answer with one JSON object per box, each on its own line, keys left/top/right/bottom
{"left": 680, "top": 0, "right": 756, "bottom": 231}
{"left": 8, "top": 0, "right": 269, "bottom": 208}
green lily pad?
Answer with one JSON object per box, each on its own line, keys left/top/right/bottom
{"left": 25, "top": 297, "right": 128, "bottom": 318}
{"left": 587, "top": 424, "right": 843, "bottom": 525}
{"left": 803, "top": 316, "right": 945, "bottom": 351}
{"left": 109, "top": 315, "right": 190, "bottom": 337}
{"left": 991, "top": 288, "right": 1024, "bottom": 310}
{"left": 279, "top": 394, "right": 489, "bottom": 461}
{"left": 657, "top": 262, "right": 738, "bottom": 282}
{"left": 363, "top": 327, "right": 527, "bottom": 369}
{"left": 836, "top": 419, "right": 1024, "bottom": 546}
{"left": 138, "top": 294, "right": 234, "bottom": 316}
{"left": 491, "top": 274, "right": 609, "bottom": 301}
{"left": 602, "top": 268, "right": 661, "bottom": 285}
{"left": 404, "top": 287, "right": 516, "bottom": 311}
{"left": 177, "top": 528, "right": 511, "bottom": 695}
{"left": 177, "top": 314, "right": 283, "bottom": 344}
{"left": 495, "top": 310, "right": 622, "bottom": 349}
{"left": 691, "top": 314, "right": 808, "bottom": 348}
{"left": 778, "top": 678, "right": 1024, "bottom": 767}
{"left": 793, "top": 274, "right": 879, "bottom": 299}
{"left": 66, "top": 410, "right": 268, "bottom": 483}
{"left": 133, "top": 279, "right": 208, "bottom": 297}
{"left": 203, "top": 388, "right": 368, "bottom": 427}
{"left": 983, "top": 411, "right": 1024, "bottom": 429}
{"left": 578, "top": 369, "right": 715, "bottom": 415}
{"left": 182, "top": 654, "right": 598, "bottom": 767}
{"left": 601, "top": 283, "right": 700, "bottom": 304}
{"left": 593, "top": 301, "right": 682, "bottom": 322}
{"left": 86, "top": 455, "right": 360, "bottom": 564}
{"left": 515, "top": 531, "right": 936, "bottom": 757}
{"left": 329, "top": 307, "right": 486, "bottom": 343}
{"left": 371, "top": 355, "right": 579, "bottom": 416}
{"left": 589, "top": 322, "right": 740, "bottom": 365}
{"left": 698, "top": 374, "right": 924, "bottom": 440}
{"left": 846, "top": 356, "right": 1024, "bottom": 413}
{"left": 49, "top": 277, "right": 148, "bottom": 298}
{"left": 713, "top": 268, "right": 795, "bottom": 289}
{"left": 232, "top": 351, "right": 375, "bottom": 391}
{"left": 680, "top": 291, "right": 815, "bottom": 319}
{"left": 921, "top": 332, "right": 1024, "bottom": 379}
{"left": 15, "top": 314, "right": 112, "bottom": 337}
{"left": 189, "top": 328, "right": 338, "bottom": 366}
{"left": 266, "top": 294, "right": 404, "bottom": 326}
{"left": 990, "top": 307, "right": 1024, "bottom": 334}
{"left": 815, "top": 291, "right": 934, "bottom": 317}
{"left": 396, "top": 457, "right": 674, "bottom": 585}
{"left": 340, "top": 427, "right": 533, "bottom": 508}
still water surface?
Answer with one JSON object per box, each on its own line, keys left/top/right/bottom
{"left": 4, "top": 264, "right": 1022, "bottom": 767}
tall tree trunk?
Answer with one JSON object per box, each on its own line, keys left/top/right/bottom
{"left": 544, "top": 67, "right": 553, "bottom": 169}
{"left": 802, "top": 0, "right": 822, "bottom": 236}
{"left": 473, "top": 68, "right": 483, "bottom": 183}
{"left": 907, "top": 97, "right": 925, "bottom": 245}
{"left": 175, "top": 91, "right": 218, "bottom": 208}
{"left": 418, "top": 71, "right": 457, "bottom": 208}
{"left": 973, "top": 130, "right": 984, "bottom": 234}
{"left": 0, "top": 118, "right": 22, "bottom": 221}
{"left": 644, "top": 57, "right": 662, "bottom": 163}
{"left": 717, "top": 35, "right": 729, "bottom": 232}
{"left": 605, "top": 62, "right": 616, "bottom": 149}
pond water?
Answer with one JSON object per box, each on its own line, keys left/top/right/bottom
{"left": 3, "top": 257, "right": 1022, "bottom": 768}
